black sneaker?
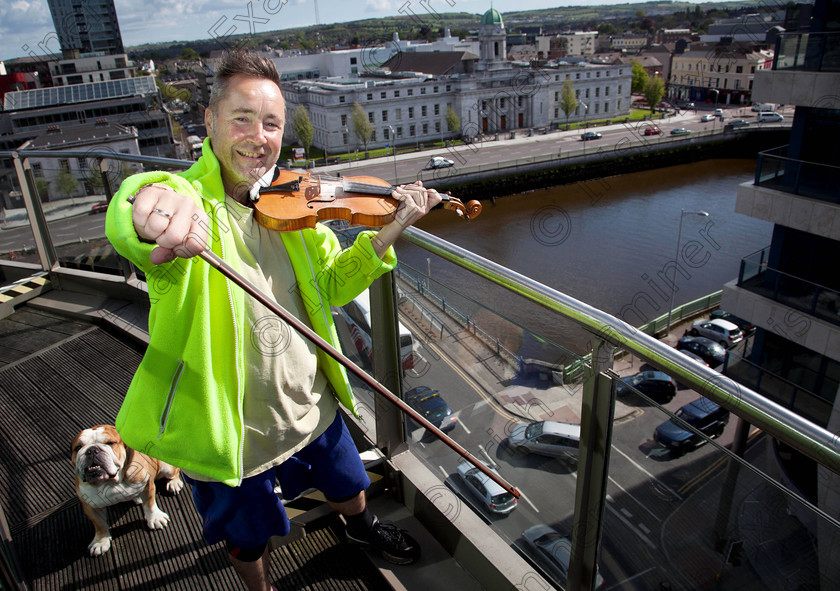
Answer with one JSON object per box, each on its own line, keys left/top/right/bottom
{"left": 345, "top": 516, "right": 421, "bottom": 565}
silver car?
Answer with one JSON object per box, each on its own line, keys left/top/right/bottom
{"left": 521, "top": 525, "right": 607, "bottom": 589}
{"left": 456, "top": 460, "right": 517, "bottom": 515}
{"left": 508, "top": 421, "right": 580, "bottom": 458}
{"left": 690, "top": 318, "right": 743, "bottom": 348}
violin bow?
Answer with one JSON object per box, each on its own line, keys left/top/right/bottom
{"left": 198, "top": 249, "right": 519, "bottom": 499}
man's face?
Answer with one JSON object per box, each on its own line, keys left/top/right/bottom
{"left": 205, "top": 74, "right": 285, "bottom": 199}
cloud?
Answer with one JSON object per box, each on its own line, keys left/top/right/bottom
{"left": 366, "top": 0, "right": 392, "bottom": 11}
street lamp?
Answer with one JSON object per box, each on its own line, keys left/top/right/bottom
{"left": 666, "top": 209, "right": 710, "bottom": 335}
{"left": 343, "top": 126, "right": 349, "bottom": 166}
{"left": 388, "top": 125, "right": 397, "bottom": 183}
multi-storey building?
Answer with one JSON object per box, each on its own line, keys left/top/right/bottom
{"left": 19, "top": 120, "right": 141, "bottom": 199}
{"left": 720, "top": 0, "right": 840, "bottom": 584}
{"left": 610, "top": 33, "right": 649, "bottom": 52}
{"left": 667, "top": 41, "right": 774, "bottom": 105}
{"left": 49, "top": 53, "right": 134, "bottom": 86}
{"left": 46, "top": 0, "right": 124, "bottom": 57}
{"left": 282, "top": 10, "right": 630, "bottom": 154}
{"left": 556, "top": 31, "right": 598, "bottom": 56}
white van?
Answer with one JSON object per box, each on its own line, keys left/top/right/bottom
{"left": 752, "top": 103, "right": 776, "bottom": 112}
{"left": 758, "top": 112, "right": 784, "bottom": 123}
{"left": 339, "top": 288, "right": 415, "bottom": 371}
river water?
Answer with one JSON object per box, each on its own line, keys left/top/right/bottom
{"left": 398, "top": 158, "right": 774, "bottom": 359}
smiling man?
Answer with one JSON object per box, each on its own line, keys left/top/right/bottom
{"left": 106, "top": 48, "right": 439, "bottom": 591}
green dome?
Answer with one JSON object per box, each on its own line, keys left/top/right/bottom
{"left": 481, "top": 8, "right": 503, "bottom": 26}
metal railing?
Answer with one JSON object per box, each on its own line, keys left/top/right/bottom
{"left": 755, "top": 145, "right": 840, "bottom": 203}
{"left": 738, "top": 245, "right": 840, "bottom": 327}
{"left": 4, "top": 148, "right": 840, "bottom": 591}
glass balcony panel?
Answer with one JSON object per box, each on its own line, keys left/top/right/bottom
{"left": 607, "top": 360, "right": 838, "bottom": 590}
{"left": 1, "top": 169, "right": 37, "bottom": 264}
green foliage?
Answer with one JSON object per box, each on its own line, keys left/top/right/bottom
{"left": 559, "top": 79, "right": 578, "bottom": 123}
{"left": 445, "top": 105, "right": 460, "bottom": 133}
{"left": 292, "top": 105, "right": 314, "bottom": 155}
{"left": 351, "top": 102, "right": 374, "bottom": 152}
{"left": 631, "top": 60, "right": 648, "bottom": 94}
{"left": 54, "top": 171, "right": 78, "bottom": 198}
{"left": 642, "top": 76, "right": 666, "bottom": 112}
{"left": 179, "top": 48, "right": 200, "bottom": 61}
{"left": 34, "top": 178, "right": 50, "bottom": 200}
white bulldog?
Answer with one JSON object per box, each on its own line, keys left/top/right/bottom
{"left": 70, "top": 425, "right": 183, "bottom": 556}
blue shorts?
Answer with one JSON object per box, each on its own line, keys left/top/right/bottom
{"left": 184, "top": 410, "right": 371, "bottom": 549}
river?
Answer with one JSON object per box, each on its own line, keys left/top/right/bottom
{"left": 397, "top": 158, "right": 774, "bottom": 359}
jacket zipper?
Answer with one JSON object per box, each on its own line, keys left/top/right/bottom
{"left": 158, "top": 360, "right": 184, "bottom": 439}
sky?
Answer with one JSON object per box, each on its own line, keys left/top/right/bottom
{"left": 1, "top": 0, "right": 740, "bottom": 63}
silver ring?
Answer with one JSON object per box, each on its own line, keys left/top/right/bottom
{"left": 153, "top": 208, "right": 172, "bottom": 219}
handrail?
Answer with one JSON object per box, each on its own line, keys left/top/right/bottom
{"left": 5, "top": 145, "right": 840, "bottom": 473}
{"left": 400, "top": 226, "right": 840, "bottom": 475}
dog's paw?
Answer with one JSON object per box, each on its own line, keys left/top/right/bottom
{"left": 166, "top": 477, "right": 184, "bottom": 495}
{"left": 89, "top": 535, "right": 112, "bottom": 556}
{"left": 146, "top": 508, "right": 170, "bottom": 530}
{"left": 133, "top": 497, "right": 143, "bottom": 505}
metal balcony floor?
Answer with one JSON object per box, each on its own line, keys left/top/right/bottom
{"left": 0, "top": 306, "right": 390, "bottom": 591}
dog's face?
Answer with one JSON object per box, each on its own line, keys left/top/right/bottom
{"left": 71, "top": 425, "right": 126, "bottom": 485}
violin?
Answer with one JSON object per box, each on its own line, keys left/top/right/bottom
{"left": 251, "top": 169, "right": 481, "bottom": 232}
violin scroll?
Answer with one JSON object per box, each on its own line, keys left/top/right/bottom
{"left": 439, "top": 193, "right": 482, "bottom": 220}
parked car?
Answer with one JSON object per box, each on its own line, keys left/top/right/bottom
{"left": 758, "top": 112, "right": 784, "bottom": 123}
{"left": 642, "top": 126, "right": 662, "bottom": 136}
{"left": 521, "top": 525, "right": 607, "bottom": 590}
{"left": 678, "top": 349, "right": 710, "bottom": 368}
{"left": 670, "top": 127, "right": 691, "bottom": 136}
{"left": 710, "top": 309, "right": 756, "bottom": 336}
{"left": 728, "top": 119, "right": 750, "bottom": 128}
{"left": 690, "top": 318, "right": 744, "bottom": 348}
{"left": 508, "top": 420, "right": 580, "bottom": 458}
{"left": 581, "top": 131, "right": 602, "bottom": 141}
{"left": 654, "top": 397, "right": 730, "bottom": 455}
{"left": 616, "top": 370, "right": 677, "bottom": 403}
{"left": 404, "top": 386, "right": 457, "bottom": 433}
{"left": 676, "top": 335, "right": 727, "bottom": 367}
{"left": 714, "top": 108, "right": 724, "bottom": 117}
{"left": 700, "top": 114, "right": 716, "bottom": 122}
{"left": 456, "top": 460, "right": 517, "bottom": 515}
{"left": 425, "top": 156, "right": 454, "bottom": 169}
{"left": 89, "top": 200, "right": 108, "bottom": 215}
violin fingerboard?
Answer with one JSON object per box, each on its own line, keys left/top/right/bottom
{"left": 342, "top": 180, "right": 394, "bottom": 195}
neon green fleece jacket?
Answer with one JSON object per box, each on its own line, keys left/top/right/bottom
{"left": 105, "top": 140, "right": 396, "bottom": 486}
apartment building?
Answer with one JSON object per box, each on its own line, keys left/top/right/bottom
{"left": 719, "top": 1, "right": 840, "bottom": 584}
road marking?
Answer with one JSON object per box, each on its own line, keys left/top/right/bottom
{"left": 516, "top": 487, "right": 540, "bottom": 513}
{"left": 677, "top": 426, "right": 762, "bottom": 496}
{"left": 611, "top": 566, "right": 657, "bottom": 588}
{"left": 606, "top": 504, "right": 656, "bottom": 550}
{"left": 612, "top": 446, "right": 682, "bottom": 501}
{"left": 638, "top": 523, "right": 651, "bottom": 535}
{"left": 416, "top": 335, "right": 520, "bottom": 421}
{"left": 438, "top": 465, "right": 449, "bottom": 479}
{"left": 620, "top": 508, "right": 632, "bottom": 518}
{"left": 478, "top": 444, "right": 493, "bottom": 465}
{"left": 608, "top": 476, "right": 662, "bottom": 523}
{"left": 459, "top": 417, "right": 471, "bottom": 434}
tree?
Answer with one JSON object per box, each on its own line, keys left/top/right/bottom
{"left": 54, "top": 171, "right": 78, "bottom": 199}
{"left": 34, "top": 178, "right": 50, "bottom": 201}
{"left": 559, "top": 79, "right": 578, "bottom": 126}
{"left": 445, "top": 105, "right": 460, "bottom": 134}
{"left": 631, "top": 59, "right": 648, "bottom": 94}
{"left": 179, "top": 48, "right": 200, "bottom": 61}
{"left": 642, "top": 75, "right": 666, "bottom": 113}
{"left": 351, "top": 102, "right": 373, "bottom": 153}
{"left": 292, "top": 105, "right": 314, "bottom": 158}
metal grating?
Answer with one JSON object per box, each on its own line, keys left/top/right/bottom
{"left": 0, "top": 306, "right": 392, "bottom": 590}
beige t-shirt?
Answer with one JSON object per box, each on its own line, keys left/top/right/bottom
{"left": 184, "top": 195, "right": 339, "bottom": 482}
